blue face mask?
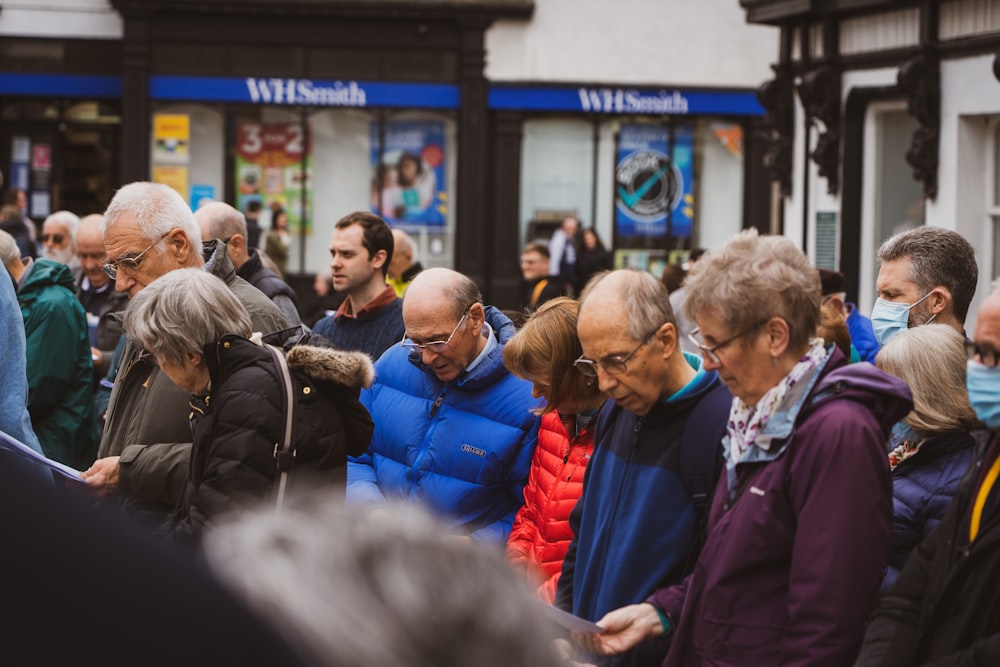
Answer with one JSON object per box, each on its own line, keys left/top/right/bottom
{"left": 967, "top": 360, "right": 1000, "bottom": 430}
{"left": 870, "top": 292, "right": 933, "bottom": 346}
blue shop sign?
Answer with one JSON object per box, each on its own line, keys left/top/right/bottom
{"left": 150, "top": 76, "right": 460, "bottom": 109}
{"left": 0, "top": 73, "right": 121, "bottom": 97}
{"left": 489, "top": 85, "right": 764, "bottom": 116}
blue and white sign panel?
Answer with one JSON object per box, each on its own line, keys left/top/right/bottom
{"left": 0, "top": 74, "right": 121, "bottom": 98}
{"left": 150, "top": 76, "right": 460, "bottom": 109}
{"left": 489, "top": 86, "right": 764, "bottom": 116}
{"left": 615, "top": 123, "right": 694, "bottom": 239}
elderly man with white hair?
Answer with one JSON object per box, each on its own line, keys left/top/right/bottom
{"left": 81, "top": 182, "right": 287, "bottom": 522}
{"left": 41, "top": 210, "right": 82, "bottom": 282}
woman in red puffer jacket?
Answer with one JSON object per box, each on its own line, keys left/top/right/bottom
{"left": 503, "top": 297, "right": 606, "bottom": 603}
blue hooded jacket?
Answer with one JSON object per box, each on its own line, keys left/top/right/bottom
{"left": 347, "top": 306, "right": 541, "bottom": 543}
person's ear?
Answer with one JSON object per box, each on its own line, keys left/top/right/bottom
{"left": 928, "top": 287, "right": 951, "bottom": 316}
{"left": 764, "top": 317, "right": 791, "bottom": 358}
{"left": 167, "top": 229, "right": 192, "bottom": 265}
{"left": 371, "top": 248, "right": 388, "bottom": 270}
{"left": 656, "top": 322, "right": 677, "bottom": 359}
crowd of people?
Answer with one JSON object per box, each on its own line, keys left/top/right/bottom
{"left": 4, "top": 171, "right": 1000, "bottom": 666}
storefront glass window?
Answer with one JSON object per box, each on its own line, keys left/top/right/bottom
{"left": 874, "top": 109, "right": 924, "bottom": 247}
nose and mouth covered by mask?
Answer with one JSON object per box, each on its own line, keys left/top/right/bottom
{"left": 870, "top": 291, "right": 934, "bottom": 346}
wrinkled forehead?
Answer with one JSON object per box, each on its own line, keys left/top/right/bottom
{"left": 403, "top": 297, "right": 462, "bottom": 338}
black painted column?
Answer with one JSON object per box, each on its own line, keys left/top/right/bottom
{"left": 455, "top": 19, "right": 490, "bottom": 296}
{"left": 489, "top": 110, "right": 524, "bottom": 310}
{"left": 120, "top": 13, "right": 151, "bottom": 183}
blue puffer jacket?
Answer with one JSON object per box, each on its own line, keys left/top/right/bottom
{"left": 882, "top": 430, "right": 976, "bottom": 592}
{"left": 347, "top": 306, "right": 541, "bottom": 543}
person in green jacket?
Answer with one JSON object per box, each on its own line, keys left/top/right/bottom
{"left": 0, "top": 231, "right": 95, "bottom": 469}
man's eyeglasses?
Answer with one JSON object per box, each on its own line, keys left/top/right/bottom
{"left": 102, "top": 232, "right": 170, "bottom": 280}
{"left": 40, "top": 233, "right": 65, "bottom": 244}
{"left": 688, "top": 321, "right": 766, "bottom": 364}
{"left": 573, "top": 329, "right": 659, "bottom": 377}
{"left": 401, "top": 308, "right": 471, "bottom": 353}
{"left": 967, "top": 340, "right": 1000, "bottom": 368}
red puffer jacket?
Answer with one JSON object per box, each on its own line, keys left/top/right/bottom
{"left": 506, "top": 410, "right": 595, "bottom": 604}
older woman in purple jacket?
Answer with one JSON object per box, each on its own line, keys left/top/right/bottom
{"left": 578, "top": 229, "right": 913, "bottom": 667}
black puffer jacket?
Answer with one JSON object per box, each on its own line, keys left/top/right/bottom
{"left": 166, "top": 334, "right": 374, "bottom": 545}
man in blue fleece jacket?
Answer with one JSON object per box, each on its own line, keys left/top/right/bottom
{"left": 556, "top": 269, "right": 731, "bottom": 667}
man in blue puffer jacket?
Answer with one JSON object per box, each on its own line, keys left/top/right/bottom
{"left": 347, "top": 268, "right": 541, "bottom": 543}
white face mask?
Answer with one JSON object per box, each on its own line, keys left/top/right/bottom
{"left": 870, "top": 291, "right": 933, "bottom": 346}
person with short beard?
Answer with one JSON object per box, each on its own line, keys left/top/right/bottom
{"left": 41, "top": 211, "right": 82, "bottom": 282}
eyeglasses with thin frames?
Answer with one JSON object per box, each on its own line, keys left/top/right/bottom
{"left": 401, "top": 308, "right": 472, "bottom": 353}
{"left": 573, "top": 329, "right": 659, "bottom": 377}
{"left": 967, "top": 340, "right": 1000, "bottom": 368}
{"left": 688, "top": 321, "right": 766, "bottom": 364}
{"left": 102, "top": 231, "right": 170, "bottom": 280}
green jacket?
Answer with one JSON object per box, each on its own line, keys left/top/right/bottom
{"left": 18, "top": 258, "right": 96, "bottom": 469}
{"left": 98, "top": 241, "right": 288, "bottom": 519}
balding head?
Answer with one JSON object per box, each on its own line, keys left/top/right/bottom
{"left": 402, "top": 268, "right": 485, "bottom": 383}
{"left": 195, "top": 201, "right": 250, "bottom": 267}
{"left": 76, "top": 214, "right": 110, "bottom": 288}
{"left": 388, "top": 229, "right": 415, "bottom": 281}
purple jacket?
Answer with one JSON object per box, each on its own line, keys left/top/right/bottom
{"left": 648, "top": 349, "right": 913, "bottom": 667}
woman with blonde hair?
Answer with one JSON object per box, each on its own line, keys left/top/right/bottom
{"left": 503, "top": 297, "right": 605, "bottom": 603}
{"left": 875, "top": 323, "right": 980, "bottom": 592}
{"left": 580, "top": 229, "right": 913, "bottom": 666}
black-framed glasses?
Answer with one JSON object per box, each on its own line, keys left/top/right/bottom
{"left": 102, "top": 231, "right": 170, "bottom": 280}
{"left": 401, "top": 308, "right": 471, "bottom": 353}
{"left": 967, "top": 340, "right": 1000, "bottom": 368}
{"left": 688, "top": 321, "right": 766, "bottom": 364}
{"left": 573, "top": 329, "right": 659, "bottom": 377}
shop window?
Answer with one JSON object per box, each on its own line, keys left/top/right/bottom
{"left": 991, "top": 122, "right": 1000, "bottom": 280}
{"left": 148, "top": 103, "right": 226, "bottom": 219}
{"left": 874, "top": 108, "right": 924, "bottom": 247}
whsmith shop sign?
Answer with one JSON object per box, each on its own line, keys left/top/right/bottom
{"left": 488, "top": 85, "right": 764, "bottom": 116}
{"left": 149, "top": 76, "right": 460, "bottom": 109}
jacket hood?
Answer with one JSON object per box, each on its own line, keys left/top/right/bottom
{"left": 286, "top": 344, "right": 374, "bottom": 390}
{"left": 19, "top": 258, "right": 75, "bottom": 296}
{"left": 202, "top": 239, "right": 236, "bottom": 282}
{"left": 810, "top": 357, "right": 914, "bottom": 435}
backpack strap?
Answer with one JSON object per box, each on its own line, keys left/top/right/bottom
{"left": 266, "top": 344, "right": 296, "bottom": 509}
{"left": 678, "top": 383, "right": 730, "bottom": 558}
{"left": 530, "top": 279, "right": 549, "bottom": 308}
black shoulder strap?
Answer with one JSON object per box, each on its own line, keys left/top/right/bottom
{"left": 678, "top": 383, "right": 730, "bottom": 558}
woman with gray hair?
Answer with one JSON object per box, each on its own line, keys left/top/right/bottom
{"left": 124, "top": 268, "right": 374, "bottom": 545}
{"left": 579, "top": 228, "right": 914, "bottom": 666}
{"left": 875, "top": 323, "right": 979, "bottom": 592}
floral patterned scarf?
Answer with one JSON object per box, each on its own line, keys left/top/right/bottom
{"left": 727, "top": 338, "right": 828, "bottom": 464}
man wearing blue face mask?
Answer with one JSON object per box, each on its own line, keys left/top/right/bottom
{"left": 855, "top": 285, "right": 1000, "bottom": 666}
{"left": 872, "top": 226, "right": 978, "bottom": 346}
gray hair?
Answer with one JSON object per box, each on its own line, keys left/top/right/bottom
{"left": 199, "top": 203, "right": 247, "bottom": 242}
{"left": 104, "top": 182, "right": 203, "bottom": 247}
{"left": 684, "top": 228, "right": 821, "bottom": 350}
{"left": 202, "top": 495, "right": 562, "bottom": 667}
{"left": 123, "top": 268, "right": 251, "bottom": 364}
{"left": 878, "top": 226, "right": 978, "bottom": 324}
{"left": 579, "top": 269, "right": 675, "bottom": 340}
{"left": 875, "top": 323, "right": 979, "bottom": 435}
{"left": 405, "top": 268, "right": 483, "bottom": 321}
{"left": 43, "top": 210, "right": 81, "bottom": 247}
{"left": 0, "top": 229, "right": 19, "bottom": 264}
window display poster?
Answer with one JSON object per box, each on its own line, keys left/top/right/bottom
{"left": 152, "top": 165, "right": 189, "bottom": 202}
{"left": 153, "top": 114, "right": 190, "bottom": 163}
{"left": 11, "top": 136, "right": 30, "bottom": 163}
{"left": 614, "top": 123, "right": 694, "bottom": 239}
{"left": 370, "top": 120, "right": 446, "bottom": 228}
{"left": 235, "top": 121, "right": 312, "bottom": 234}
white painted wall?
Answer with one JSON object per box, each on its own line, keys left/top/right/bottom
{"left": 0, "top": 0, "right": 122, "bottom": 38}
{"left": 486, "top": 0, "right": 777, "bottom": 87}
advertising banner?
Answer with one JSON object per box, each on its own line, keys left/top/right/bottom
{"left": 235, "top": 121, "right": 312, "bottom": 234}
{"left": 153, "top": 114, "right": 190, "bottom": 163}
{"left": 370, "top": 120, "right": 446, "bottom": 229}
{"left": 614, "top": 123, "right": 694, "bottom": 239}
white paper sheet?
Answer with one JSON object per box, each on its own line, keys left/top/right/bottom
{"left": 0, "top": 431, "right": 84, "bottom": 482}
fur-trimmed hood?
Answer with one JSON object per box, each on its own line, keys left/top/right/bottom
{"left": 286, "top": 344, "right": 374, "bottom": 391}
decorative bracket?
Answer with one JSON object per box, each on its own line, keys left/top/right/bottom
{"left": 898, "top": 55, "right": 940, "bottom": 200}
{"left": 756, "top": 68, "right": 795, "bottom": 197}
{"left": 797, "top": 65, "right": 841, "bottom": 196}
